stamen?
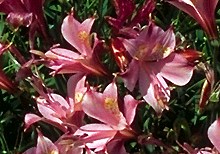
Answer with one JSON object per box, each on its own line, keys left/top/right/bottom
{"left": 104, "top": 97, "right": 120, "bottom": 115}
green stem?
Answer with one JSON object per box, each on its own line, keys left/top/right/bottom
{"left": 211, "top": 39, "right": 220, "bottom": 83}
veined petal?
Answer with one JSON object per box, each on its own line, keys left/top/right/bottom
{"left": 36, "top": 93, "right": 70, "bottom": 124}
{"left": 49, "top": 93, "right": 70, "bottom": 109}
{"left": 24, "top": 113, "right": 42, "bottom": 131}
{"left": 37, "top": 103, "right": 63, "bottom": 124}
{"left": 122, "top": 38, "right": 139, "bottom": 58}
{"left": 208, "top": 119, "right": 220, "bottom": 153}
{"left": 61, "top": 14, "right": 94, "bottom": 56}
{"left": 120, "top": 59, "right": 139, "bottom": 91}
{"left": 74, "top": 124, "right": 117, "bottom": 150}
{"left": 168, "top": 0, "right": 218, "bottom": 38}
{"left": 139, "top": 67, "right": 170, "bottom": 114}
{"left": 82, "top": 90, "right": 127, "bottom": 130}
{"left": 107, "top": 140, "right": 128, "bottom": 154}
{"left": 45, "top": 48, "right": 81, "bottom": 61}
{"left": 123, "top": 23, "right": 175, "bottom": 61}
{"left": 36, "top": 132, "right": 59, "bottom": 154}
{"left": 67, "top": 74, "right": 87, "bottom": 111}
{"left": 157, "top": 53, "right": 194, "bottom": 86}
{"left": 103, "top": 82, "right": 118, "bottom": 100}
{"left": 123, "top": 95, "right": 139, "bottom": 125}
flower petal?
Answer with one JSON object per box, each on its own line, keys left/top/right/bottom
{"left": 208, "top": 119, "right": 220, "bottom": 153}
{"left": 61, "top": 14, "right": 94, "bottom": 56}
{"left": 139, "top": 67, "right": 170, "bottom": 114}
{"left": 36, "top": 132, "right": 59, "bottom": 154}
{"left": 120, "top": 59, "right": 139, "bottom": 91}
{"left": 107, "top": 140, "right": 127, "bottom": 154}
{"left": 82, "top": 88, "right": 127, "bottom": 130}
{"left": 67, "top": 74, "right": 87, "bottom": 111}
{"left": 123, "top": 95, "right": 139, "bottom": 125}
{"left": 157, "top": 53, "right": 194, "bottom": 86}
{"left": 24, "top": 113, "right": 42, "bottom": 131}
{"left": 74, "top": 124, "right": 117, "bottom": 150}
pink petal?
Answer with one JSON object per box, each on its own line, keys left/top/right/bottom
{"left": 122, "top": 38, "right": 139, "bottom": 58}
{"left": 123, "top": 22, "right": 175, "bottom": 61}
{"left": 120, "top": 59, "right": 139, "bottom": 91}
{"left": 123, "top": 95, "right": 139, "bottom": 125}
{"left": 36, "top": 132, "right": 59, "bottom": 154}
{"left": 49, "top": 93, "right": 70, "bottom": 109}
{"left": 157, "top": 53, "right": 194, "bottom": 86}
{"left": 67, "top": 73, "right": 86, "bottom": 110}
{"left": 103, "top": 82, "right": 118, "bottom": 99}
{"left": 74, "top": 124, "right": 117, "bottom": 150}
{"left": 45, "top": 48, "right": 81, "bottom": 61}
{"left": 139, "top": 67, "right": 170, "bottom": 114}
{"left": 45, "top": 48, "right": 104, "bottom": 75}
{"left": 130, "top": 0, "right": 155, "bottom": 26}
{"left": 37, "top": 103, "right": 63, "bottom": 124}
{"left": 168, "top": 0, "right": 218, "bottom": 38}
{"left": 208, "top": 119, "right": 220, "bottom": 152}
{"left": 23, "top": 147, "right": 36, "bottom": 154}
{"left": 107, "top": 140, "right": 127, "bottom": 154}
{"left": 82, "top": 89, "right": 127, "bottom": 130}
{"left": 24, "top": 113, "right": 42, "bottom": 131}
{"left": 61, "top": 14, "right": 94, "bottom": 56}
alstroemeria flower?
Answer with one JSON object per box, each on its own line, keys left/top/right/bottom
{"left": 106, "top": 0, "right": 155, "bottom": 37}
{"left": 25, "top": 74, "right": 87, "bottom": 132}
{"left": 167, "top": 0, "right": 218, "bottom": 39}
{"left": 23, "top": 132, "right": 88, "bottom": 154}
{"left": 0, "top": 0, "right": 48, "bottom": 48}
{"left": 23, "top": 131, "right": 59, "bottom": 154}
{"left": 121, "top": 22, "right": 194, "bottom": 114}
{"left": 74, "top": 82, "right": 139, "bottom": 153}
{"left": 45, "top": 14, "right": 106, "bottom": 76}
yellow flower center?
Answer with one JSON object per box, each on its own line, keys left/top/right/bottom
{"left": 78, "top": 31, "right": 89, "bottom": 42}
{"left": 135, "top": 44, "right": 171, "bottom": 61}
{"left": 48, "top": 150, "right": 58, "bottom": 154}
{"left": 75, "top": 92, "right": 84, "bottom": 103}
{"left": 154, "top": 84, "right": 169, "bottom": 110}
{"left": 104, "top": 97, "right": 120, "bottom": 115}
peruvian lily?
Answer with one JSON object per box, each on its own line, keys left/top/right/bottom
{"left": 23, "top": 131, "right": 89, "bottom": 154}
{"left": 167, "top": 0, "right": 219, "bottom": 39}
{"left": 74, "top": 81, "right": 139, "bottom": 153}
{"left": 106, "top": 0, "right": 155, "bottom": 37}
{"left": 44, "top": 13, "right": 106, "bottom": 76}
{"left": 23, "top": 131, "right": 59, "bottom": 154}
{"left": 121, "top": 22, "right": 194, "bottom": 114}
{"left": 25, "top": 74, "right": 87, "bottom": 132}
{"left": 0, "top": 0, "right": 49, "bottom": 48}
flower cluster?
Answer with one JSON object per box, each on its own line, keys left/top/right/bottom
{"left": 0, "top": 0, "right": 219, "bottom": 153}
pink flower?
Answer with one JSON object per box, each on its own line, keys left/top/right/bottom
{"left": 121, "top": 22, "right": 194, "bottom": 114}
{"left": 106, "top": 0, "right": 155, "bottom": 37}
{"left": 0, "top": 0, "right": 48, "bottom": 48}
{"left": 23, "top": 131, "right": 59, "bottom": 154}
{"left": 25, "top": 74, "right": 87, "bottom": 132}
{"left": 74, "top": 82, "right": 139, "bottom": 153}
{"left": 207, "top": 118, "right": 220, "bottom": 153}
{"left": 167, "top": 0, "right": 218, "bottom": 39}
{"left": 45, "top": 13, "right": 106, "bottom": 76}
{"left": 23, "top": 131, "right": 86, "bottom": 154}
